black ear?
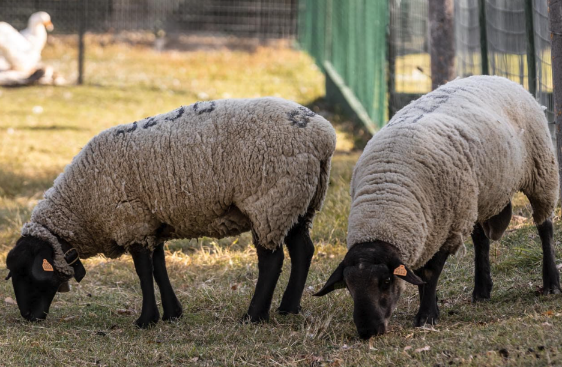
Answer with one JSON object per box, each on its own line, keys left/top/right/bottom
{"left": 31, "top": 255, "right": 56, "bottom": 283}
{"left": 392, "top": 264, "right": 424, "bottom": 285}
{"left": 314, "top": 262, "right": 346, "bottom": 296}
{"left": 5, "top": 272, "right": 11, "bottom": 280}
{"left": 72, "top": 260, "right": 86, "bottom": 282}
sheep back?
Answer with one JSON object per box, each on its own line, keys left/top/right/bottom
{"left": 347, "top": 76, "right": 558, "bottom": 269}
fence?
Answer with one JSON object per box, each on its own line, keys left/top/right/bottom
{"left": 299, "top": 0, "right": 555, "bottom": 133}
{"left": 0, "top": 0, "right": 298, "bottom": 38}
{"left": 297, "top": 0, "right": 387, "bottom": 133}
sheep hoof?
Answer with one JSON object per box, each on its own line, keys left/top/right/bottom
{"left": 542, "top": 286, "right": 562, "bottom": 296}
{"left": 276, "top": 305, "right": 301, "bottom": 315}
{"left": 162, "top": 303, "right": 183, "bottom": 322}
{"left": 135, "top": 313, "right": 160, "bottom": 329}
{"left": 240, "top": 313, "right": 269, "bottom": 324}
{"left": 414, "top": 312, "right": 439, "bottom": 327}
{"left": 471, "top": 291, "right": 491, "bottom": 303}
{"left": 162, "top": 310, "right": 183, "bottom": 322}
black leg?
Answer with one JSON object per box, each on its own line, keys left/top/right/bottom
{"left": 242, "top": 244, "right": 284, "bottom": 323}
{"left": 152, "top": 243, "right": 183, "bottom": 321}
{"left": 536, "top": 219, "right": 561, "bottom": 295}
{"left": 413, "top": 250, "right": 449, "bottom": 327}
{"left": 130, "top": 245, "right": 160, "bottom": 328}
{"left": 278, "top": 221, "right": 314, "bottom": 315}
{"left": 472, "top": 223, "right": 493, "bottom": 302}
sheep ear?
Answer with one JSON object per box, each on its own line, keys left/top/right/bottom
{"left": 31, "top": 255, "right": 56, "bottom": 283}
{"left": 393, "top": 264, "right": 424, "bottom": 285}
{"left": 314, "top": 262, "right": 346, "bottom": 296}
{"left": 5, "top": 272, "right": 12, "bottom": 281}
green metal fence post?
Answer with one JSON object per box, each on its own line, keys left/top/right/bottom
{"left": 478, "top": 0, "right": 489, "bottom": 75}
{"left": 524, "top": 0, "right": 537, "bottom": 96}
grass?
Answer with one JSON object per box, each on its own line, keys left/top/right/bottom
{"left": 1, "top": 35, "right": 562, "bottom": 366}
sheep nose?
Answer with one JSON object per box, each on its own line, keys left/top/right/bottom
{"left": 357, "top": 324, "right": 386, "bottom": 339}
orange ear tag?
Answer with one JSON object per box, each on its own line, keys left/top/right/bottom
{"left": 42, "top": 259, "right": 54, "bottom": 272}
{"left": 393, "top": 265, "right": 407, "bottom": 276}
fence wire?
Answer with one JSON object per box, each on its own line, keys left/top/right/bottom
{"left": 455, "top": 0, "right": 481, "bottom": 77}
{"left": 388, "top": 0, "right": 431, "bottom": 117}
{"left": 533, "top": 0, "right": 553, "bottom": 122}
{"left": 0, "top": 0, "right": 297, "bottom": 38}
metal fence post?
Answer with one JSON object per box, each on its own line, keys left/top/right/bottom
{"left": 524, "top": 0, "right": 536, "bottom": 96}
{"left": 478, "top": 0, "right": 489, "bottom": 75}
{"left": 77, "top": 0, "right": 87, "bottom": 85}
{"left": 549, "top": 0, "right": 562, "bottom": 201}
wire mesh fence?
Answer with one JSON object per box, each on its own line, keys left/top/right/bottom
{"left": 0, "top": 0, "right": 298, "bottom": 38}
{"left": 388, "top": 0, "right": 431, "bottom": 117}
{"left": 299, "top": 0, "right": 554, "bottom": 133}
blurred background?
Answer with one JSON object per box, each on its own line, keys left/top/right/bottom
{"left": 0, "top": 0, "right": 552, "bottom": 132}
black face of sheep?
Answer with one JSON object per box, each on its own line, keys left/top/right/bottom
{"left": 315, "top": 242, "right": 424, "bottom": 339}
{"left": 6, "top": 237, "right": 72, "bottom": 321}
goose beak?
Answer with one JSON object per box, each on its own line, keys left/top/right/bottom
{"left": 44, "top": 21, "right": 54, "bottom": 32}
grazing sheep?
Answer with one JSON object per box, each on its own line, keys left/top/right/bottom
{"left": 6, "top": 97, "right": 336, "bottom": 328}
{"left": 315, "top": 75, "right": 560, "bottom": 339}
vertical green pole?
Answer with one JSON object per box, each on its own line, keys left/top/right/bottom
{"left": 478, "top": 0, "right": 489, "bottom": 75}
{"left": 524, "top": 0, "right": 537, "bottom": 96}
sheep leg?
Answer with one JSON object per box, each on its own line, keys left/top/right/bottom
{"left": 152, "top": 243, "right": 183, "bottom": 321}
{"left": 471, "top": 223, "right": 493, "bottom": 302}
{"left": 278, "top": 220, "right": 314, "bottom": 315}
{"left": 242, "top": 244, "right": 284, "bottom": 323}
{"left": 536, "top": 219, "right": 562, "bottom": 295}
{"left": 130, "top": 245, "right": 160, "bottom": 328}
{"left": 413, "top": 249, "right": 449, "bottom": 327}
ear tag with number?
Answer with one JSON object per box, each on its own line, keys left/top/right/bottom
{"left": 393, "top": 265, "right": 407, "bottom": 276}
{"left": 42, "top": 259, "right": 54, "bottom": 272}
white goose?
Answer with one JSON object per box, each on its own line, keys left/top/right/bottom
{"left": 0, "top": 12, "right": 53, "bottom": 74}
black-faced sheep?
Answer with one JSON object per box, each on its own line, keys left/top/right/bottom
{"left": 315, "top": 76, "right": 560, "bottom": 339}
{"left": 6, "top": 97, "right": 336, "bottom": 328}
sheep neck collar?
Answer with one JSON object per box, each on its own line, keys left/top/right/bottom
{"left": 21, "top": 222, "right": 81, "bottom": 280}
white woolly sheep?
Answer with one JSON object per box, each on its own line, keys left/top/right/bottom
{"left": 6, "top": 97, "right": 336, "bottom": 328}
{"left": 315, "top": 75, "right": 560, "bottom": 339}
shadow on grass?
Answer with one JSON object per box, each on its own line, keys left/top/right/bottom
{"left": 305, "top": 97, "right": 373, "bottom": 151}
{"left": 0, "top": 165, "right": 60, "bottom": 198}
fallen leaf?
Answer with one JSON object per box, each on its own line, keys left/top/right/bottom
{"left": 544, "top": 310, "right": 554, "bottom": 316}
{"left": 404, "top": 346, "right": 412, "bottom": 351}
{"left": 542, "top": 322, "right": 553, "bottom": 327}
{"left": 61, "top": 315, "right": 79, "bottom": 321}
{"left": 4, "top": 297, "right": 17, "bottom": 306}
{"left": 231, "top": 283, "right": 239, "bottom": 291}
{"left": 415, "top": 346, "right": 431, "bottom": 353}
{"left": 116, "top": 309, "right": 134, "bottom": 315}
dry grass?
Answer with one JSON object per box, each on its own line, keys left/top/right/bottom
{"left": 1, "top": 35, "right": 562, "bottom": 366}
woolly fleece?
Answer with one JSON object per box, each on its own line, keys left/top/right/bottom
{"left": 22, "top": 97, "right": 336, "bottom": 276}
{"left": 347, "top": 75, "right": 558, "bottom": 269}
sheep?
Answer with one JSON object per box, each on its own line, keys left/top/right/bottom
{"left": 5, "top": 97, "right": 336, "bottom": 328}
{"left": 315, "top": 75, "right": 560, "bottom": 339}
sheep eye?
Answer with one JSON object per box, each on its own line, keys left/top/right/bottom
{"left": 383, "top": 277, "right": 391, "bottom": 285}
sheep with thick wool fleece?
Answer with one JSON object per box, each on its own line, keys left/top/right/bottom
{"left": 348, "top": 75, "right": 558, "bottom": 268}
{"left": 316, "top": 75, "right": 560, "bottom": 340}
{"left": 9, "top": 97, "right": 336, "bottom": 326}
